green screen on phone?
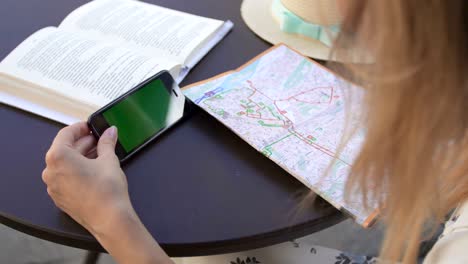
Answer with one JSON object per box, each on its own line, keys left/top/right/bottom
{"left": 102, "top": 79, "right": 184, "bottom": 152}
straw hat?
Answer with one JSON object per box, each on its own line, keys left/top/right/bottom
{"left": 241, "top": 0, "right": 342, "bottom": 61}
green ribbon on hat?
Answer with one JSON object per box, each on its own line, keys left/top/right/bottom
{"left": 272, "top": 0, "right": 340, "bottom": 47}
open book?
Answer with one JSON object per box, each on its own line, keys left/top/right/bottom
{"left": 183, "top": 44, "right": 378, "bottom": 227}
{"left": 0, "top": 0, "right": 233, "bottom": 124}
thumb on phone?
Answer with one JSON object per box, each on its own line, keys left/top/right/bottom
{"left": 97, "top": 126, "right": 118, "bottom": 158}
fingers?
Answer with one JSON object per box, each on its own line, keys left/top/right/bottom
{"left": 97, "top": 126, "right": 118, "bottom": 159}
{"left": 53, "top": 122, "right": 90, "bottom": 148}
{"left": 85, "top": 147, "right": 98, "bottom": 159}
{"left": 45, "top": 145, "right": 68, "bottom": 166}
{"left": 74, "top": 135, "right": 96, "bottom": 156}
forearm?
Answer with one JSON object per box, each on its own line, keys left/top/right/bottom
{"left": 43, "top": 123, "right": 173, "bottom": 264}
{"left": 92, "top": 206, "right": 173, "bottom": 264}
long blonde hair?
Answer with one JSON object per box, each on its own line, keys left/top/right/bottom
{"left": 332, "top": 1, "right": 468, "bottom": 262}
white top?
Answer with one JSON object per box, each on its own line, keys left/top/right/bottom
{"left": 424, "top": 201, "right": 468, "bottom": 263}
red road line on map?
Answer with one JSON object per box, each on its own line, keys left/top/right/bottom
{"left": 244, "top": 82, "right": 285, "bottom": 122}
{"left": 292, "top": 132, "right": 334, "bottom": 155}
{"left": 277, "top": 87, "right": 334, "bottom": 104}
{"left": 247, "top": 81, "right": 334, "bottom": 106}
{"left": 294, "top": 98, "right": 329, "bottom": 105}
{"left": 246, "top": 115, "right": 278, "bottom": 121}
{"left": 292, "top": 131, "right": 351, "bottom": 166}
{"left": 246, "top": 80, "right": 276, "bottom": 101}
{"left": 246, "top": 80, "right": 350, "bottom": 166}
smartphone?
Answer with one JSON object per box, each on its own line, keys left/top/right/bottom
{"left": 88, "top": 70, "right": 190, "bottom": 162}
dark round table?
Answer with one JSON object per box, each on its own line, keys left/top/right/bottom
{"left": 0, "top": 0, "right": 344, "bottom": 257}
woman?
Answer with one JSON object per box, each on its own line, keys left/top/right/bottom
{"left": 42, "top": 0, "right": 467, "bottom": 263}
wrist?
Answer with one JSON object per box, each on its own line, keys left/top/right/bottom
{"left": 88, "top": 201, "right": 138, "bottom": 241}
{"left": 89, "top": 203, "right": 174, "bottom": 264}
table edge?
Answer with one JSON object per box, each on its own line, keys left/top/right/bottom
{"left": 0, "top": 210, "right": 345, "bottom": 256}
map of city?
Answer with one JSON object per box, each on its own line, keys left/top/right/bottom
{"left": 183, "top": 45, "right": 376, "bottom": 226}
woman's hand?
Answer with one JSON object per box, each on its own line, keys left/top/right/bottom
{"left": 42, "top": 122, "right": 132, "bottom": 235}
{"left": 42, "top": 122, "right": 173, "bottom": 264}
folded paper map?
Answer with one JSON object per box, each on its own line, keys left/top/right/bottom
{"left": 183, "top": 45, "right": 377, "bottom": 227}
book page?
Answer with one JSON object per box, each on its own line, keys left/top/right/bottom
{"left": 183, "top": 45, "right": 377, "bottom": 227}
{"left": 59, "top": 0, "right": 224, "bottom": 64}
{"left": 0, "top": 27, "right": 180, "bottom": 107}
{"left": 0, "top": 90, "right": 80, "bottom": 125}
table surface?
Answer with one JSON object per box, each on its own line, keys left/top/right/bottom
{"left": 0, "top": 0, "right": 344, "bottom": 257}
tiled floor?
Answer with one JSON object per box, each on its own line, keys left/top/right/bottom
{"left": 0, "top": 219, "right": 383, "bottom": 264}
